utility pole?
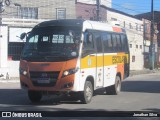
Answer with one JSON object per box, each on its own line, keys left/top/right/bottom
{"left": 0, "top": 0, "right": 4, "bottom": 26}
{"left": 96, "top": 0, "right": 100, "bottom": 21}
{"left": 149, "top": 0, "right": 154, "bottom": 70}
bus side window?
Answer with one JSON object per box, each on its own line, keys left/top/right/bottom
{"left": 84, "top": 31, "right": 94, "bottom": 49}
{"left": 102, "top": 33, "right": 108, "bottom": 52}
{"left": 121, "top": 34, "right": 128, "bottom": 52}
{"left": 112, "top": 34, "right": 117, "bottom": 52}
{"left": 107, "top": 34, "right": 113, "bottom": 52}
{"left": 83, "top": 31, "right": 95, "bottom": 55}
{"left": 116, "top": 34, "right": 122, "bottom": 51}
{"left": 94, "top": 33, "right": 102, "bottom": 53}
{"left": 102, "top": 33, "right": 112, "bottom": 52}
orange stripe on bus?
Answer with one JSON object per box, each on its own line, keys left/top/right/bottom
{"left": 112, "top": 27, "right": 122, "bottom": 32}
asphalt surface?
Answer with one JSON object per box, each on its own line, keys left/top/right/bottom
{"left": 0, "top": 72, "right": 160, "bottom": 119}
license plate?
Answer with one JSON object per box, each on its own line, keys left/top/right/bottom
{"left": 37, "top": 78, "right": 50, "bottom": 83}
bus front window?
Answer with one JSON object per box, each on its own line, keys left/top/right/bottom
{"left": 21, "top": 26, "right": 81, "bottom": 62}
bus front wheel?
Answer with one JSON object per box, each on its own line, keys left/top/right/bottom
{"left": 105, "top": 76, "right": 121, "bottom": 95}
{"left": 80, "top": 81, "right": 93, "bottom": 104}
{"left": 28, "top": 90, "right": 42, "bottom": 103}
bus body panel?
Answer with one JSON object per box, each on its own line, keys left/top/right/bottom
{"left": 20, "top": 58, "right": 80, "bottom": 92}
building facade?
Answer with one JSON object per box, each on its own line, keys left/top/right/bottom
{"left": 0, "top": 0, "right": 76, "bottom": 78}
{"left": 76, "top": 2, "right": 107, "bottom": 21}
{"left": 135, "top": 12, "right": 159, "bottom": 68}
{"left": 2, "top": 0, "right": 76, "bottom": 20}
{"left": 77, "top": 0, "right": 112, "bottom": 8}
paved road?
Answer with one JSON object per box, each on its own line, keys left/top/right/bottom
{"left": 0, "top": 73, "right": 160, "bottom": 119}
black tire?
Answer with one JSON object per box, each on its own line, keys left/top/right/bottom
{"left": 80, "top": 81, "right": 93, "bottom": 104}
{"left": 28, "top": 90, "right": 42, "bottom": 103}
{"left": 105, "top": 76, "right": 121, "bottom": 95}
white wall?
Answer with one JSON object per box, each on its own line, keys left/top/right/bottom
{"left": 0, "top": 18, "right": 44, "bottom": 78}
{"left": 126, "top": 30, "right": 144, "bottom": 70}
{"left": 0, "top": 26, "right": 8, "bottom": 68}
{"left": 77, "top": 0, "right": 112, "bottom": 8}
{"left": 0, "top": 26, "right": 9, "bottom": 78}
{"left": 0, "top": 26, "right": 20, "bottom": 78}
{"left": 106, "top": 10, "right": 144, "bottom": 70}
{"left": 8, "top": 61, "right": 20, "bottom": 78}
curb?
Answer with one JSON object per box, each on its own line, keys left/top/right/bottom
{"left": 129, "top": 70, "right": 160, "bottom": 77}
{"left": 0, "top": 79, "right": 19, "bottom": 83}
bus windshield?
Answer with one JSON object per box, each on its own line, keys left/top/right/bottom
{"left": 21, "top": 26, "right": 81, "bottom": 62}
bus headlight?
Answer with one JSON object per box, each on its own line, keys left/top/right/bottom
{"left": 63, "top": 67, "right": 79, "bottom": 77}
{"left": 19, "top": 68, "right": 28, "bottom": 76}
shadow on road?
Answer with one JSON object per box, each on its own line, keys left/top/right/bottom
{"left": 0, "top": 89, "right": 89, "bottom": 106}
{"left": 0, "top": 87, "right": 109, "bottom": 105}
{"left": 121, "top": 81, "right": 160, "bottom": 93}
{"left": 0, "top": 80, "right": 160, "bottom": 107}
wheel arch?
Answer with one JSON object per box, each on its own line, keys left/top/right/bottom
{"left": 85, "top": 75, "right": 95, "bottom": 90}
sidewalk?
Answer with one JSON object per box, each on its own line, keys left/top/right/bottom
{"left": 0, "top": 77, "right": 19, "bottom": 83}
{"left": 129, "top": 69, "right": 160, "bottom": 76}
{"left": 0, "top": 69, "right": 160, "bottom": 83}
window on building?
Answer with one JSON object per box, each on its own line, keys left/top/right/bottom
{"left": 90, "top": 17, "right": 94, "bottom": 20}
{"left": 8, "top": 42, "right": 25, "bottom": 61}
{"left": 130, "top": 44, "right": 132, "bottom": 48}
{"left": 140, "top": 45, "right": 142, "bottom": 49}
{"left": 77, "top": 16, "right": 82, "bottom": 19}
{"left": 136, "top": 45, "right": 138, "bottom": 48}
{"left": 111, "top": 18, "right": 117, "bottom": 21}
{"left": 56, "top": 8, "right": 66, "bottom": 19}
{"left": 123, "top": 21, "right": 126, "bottom": 28}
{"left": 144, "top": 23, "right": 147, "bottom": 30}
{"left": 132, "top": 55, "right": 135, "bottom": 62}
{"left": 129, "top": 23, "right": 133, "bottom": 29}
{"left": 139, "top": 25, "right": 142, "bottom": 31}
{"left": 136, "top": 23, "right": 138, "bottom": 30}
{"left": 19, "top": 7, "right": 38, "bottom": 19}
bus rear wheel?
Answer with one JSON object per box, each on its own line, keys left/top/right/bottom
{"left": 28, "top": 90, "right": 42, "bottom": 103}
{"left": 80, "top": 81, "right": 93, "bottom": 104}
{"left": 105, "top": 76, "right": 121, "bottom": 95}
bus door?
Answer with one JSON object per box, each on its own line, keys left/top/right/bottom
{"left": 81, "top": 30, "right": 97, "bottom": 88}
{"left": 94, "top": 33, "right": 104, "bottom": 88}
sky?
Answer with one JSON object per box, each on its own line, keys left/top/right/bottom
{"left": 112, "top": 0, "right": 160, "bottom": 15}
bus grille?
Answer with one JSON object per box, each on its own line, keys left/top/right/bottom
{"left": 30, "top": 71, "right": 59, "bottom": 87}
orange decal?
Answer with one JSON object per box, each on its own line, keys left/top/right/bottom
{"left": 112, "top": 27, "right": 122, "bottom": 32}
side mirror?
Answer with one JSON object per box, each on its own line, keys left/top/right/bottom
{"left": 69, "top": 30, "right": 75, "bottom": 38}
{"left": 20, "top": 32, "right": 27, "bottom": 40}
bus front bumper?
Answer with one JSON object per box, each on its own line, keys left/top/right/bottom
{"left": 20, "top": 74, "right": 75, "bottom": 92}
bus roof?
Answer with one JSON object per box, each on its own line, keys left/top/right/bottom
{"left": 34, "top": 19, "right": 125, "bottom": 33}
{"left": 34, "top": 19, "right": 84, "bottom": 28}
